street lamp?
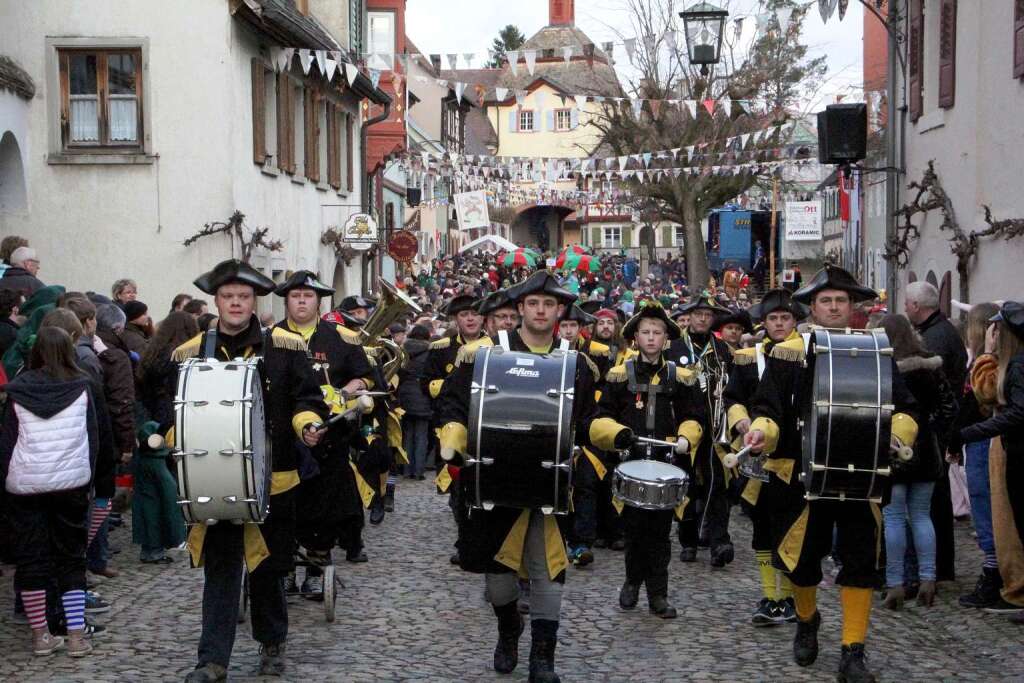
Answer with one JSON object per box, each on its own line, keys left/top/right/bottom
{"left": 679, "top": 2, "right": 729, "bottom": 76}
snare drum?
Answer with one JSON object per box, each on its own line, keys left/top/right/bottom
{"left": 612, "top": 460, "right": 689, "bottom": 511}
{"left": 174, "top": 357, "right": 271, "bottom": 524}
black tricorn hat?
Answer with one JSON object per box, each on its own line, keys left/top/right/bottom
{"left": 714, "top": 309, "right": 754, "bottom": 335}
{"left": 622, "top": 302, "right": 682, "bottom": 341}
{"left": 477, "top": 290, "right": 515, "bottom": 316}
{"left": 578, "top": 300, "right": 603, "bottom": 316}
{"left": 562, "top": 304, "right": 597, "bottom": 325}
{"left": 991, "top": 301, "right": 1024, "bottom": 342}
{"left": 338, "top": 295, "right": 374, "bottom": 312}
{"left": 442, "top": 294, "right": 479, "bottom": 316}
{"left": 504, "top": 270, "right": 576, "bottom": 305}
{"left": 750, "top": 288, "right": 810, "bottom": 321}
{"left": 680, "top": 291, "right": 731, "bottom": 316}
{"left": 274, "top": 270, "right": 334, "bottom": 297}
{"left": 194, "top": 259, "right": 276, "bottom": 296}
{"left": 792, "top": 264, "right": 877, "bottom": 304}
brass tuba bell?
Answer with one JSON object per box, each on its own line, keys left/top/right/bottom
{"left": 359, "top": 279, "right": 422, "bottom": 383}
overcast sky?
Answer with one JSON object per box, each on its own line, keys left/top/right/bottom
{"left": 404, "top": 0, "right": 867, "bottom": 109}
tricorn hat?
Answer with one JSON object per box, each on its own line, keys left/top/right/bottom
{"left": 562, "top": 304, "right": 597, "bottom": 325}
{"left": 194, "top": 259, "right": 276, "bottom": 296}
{"left": 991, "top": 301, "right": 1024, "bottom": 342}
{"left": 578, "top": 300, "right": 603, "bottom": 316}
{"left": 792, "top": 264, "right": 877, "bottom": 304}
{"left": 714, "top": 309, "right": 754, "bottom": 335}
{"left": 477, "top": 290, "right": 515, "bottom": 316}
{"left": 680, "top": 291, "right": 731, "bottom": 316}
{"left": 338, "top": 295, "right": 374, "bottom": 312}
{"left": 749, "top": 288, "right": 810, "bottom": 321}
{"left": 442, "top": 294, "right": 479, "bottom": 316}
{"left": 622, "top": 302, "right": 682, "bottom": 341}
{"left": 274, "top": 270, "right": 335, "bottom": 297}
{"left": 504, "top": 270, "right": 576, "bottom": 305}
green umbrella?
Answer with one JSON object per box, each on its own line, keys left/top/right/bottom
{"left": 502, "top": 250, "right": 537, "bottom": 268}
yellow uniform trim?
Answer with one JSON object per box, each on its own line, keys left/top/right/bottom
{"left": 763, "top": 457, "right": 796, "bottom": 485}
{"left": 750, "top": 416, "right": 780, "bottom": 455}
{"left": 439, "top": 422, "right": 468, "bottom": 454}
{"left": 605, "top": 365, "right": 627, "bottom": 383}
{"left": 270, "top": 469, "right": 300, "bottom": 495}
{"left": 674, "top": 496, "right": 690, "bottom": 521}
{"left": 612, "top": 496, "right": 625, "bottom": 515}
{"left": 292, "top": 410, "right": 321, "bottom": 439}
{"left": 165, "top": 426, "right": 175, "bottom": 449}
{"left": 428, "top": 379, "right": 445, "bottom": 399}
{"left": 590, "top": 417, "right": 627, "bottom": 452}
{"left": 429, "top": 336, "right": 452, "bottom": 350}
{"left": 270, "top": 326, "right": 307, "bottom": 352}
{"left": 891, "top": 412, "right": 919, "bottom": 447}
{"left": 494, "top": 509, "right": 569, "bottom": 580}
{"left": 337, "top": 326, "right": 362, "bottom": 344}
{"left": 186, "top": 522, "right": 270, "bottom": 573}
{"left": 741, "top": 479, "right": 762, "bottom": 506}
{"left": 732, "top": 347, "right": 757, "bottom": 366}
{"left": 171, "top": 333, "right": 203, "bottom": 362}
{"left": 587, "top": 340, "right": 611, "bottom": 357}
{"left": 769, "top": 336, "right": 805, "bottom": 362}
{"left": 778, "top": 504, "right": 810, "bottom": 571}
{"left": 727, "top": 403, "right": 751, "bottom": 432}
{"left": 675, "top": 366, "right": 697, "bottom": 386}
{"left": 350, "top": 461, "right": 377, "bottom": 508}
{"left": 435, "top": 464, "right": 453, "bottom": 493}
{"left": 581, "top": 448, "right": 607, "bottom": 481}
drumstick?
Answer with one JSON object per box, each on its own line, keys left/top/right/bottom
{"left": 635, "top": 436, "right": 679, "bottom": 449}
{"left": 721, "top": 445, "right": 754, "bottom": 469}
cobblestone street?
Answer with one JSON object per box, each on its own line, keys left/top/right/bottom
{"left": 2, "top": 478, "right": 1023, "bottom": 682}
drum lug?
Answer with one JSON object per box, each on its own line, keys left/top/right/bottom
{"left": 470, "top": 382, "right": 500, "bottom": 394}
{"left": 545, "top": 388, "right": 575, "bottom": 398}
{"left": 810, "top": 463, "right": 826, "bottom": 472}
{"left": 219, "top": 449, "right": 253, "bottom": 458}
{"left": 541, "top": 460, "right": 571, "bottom": 472}
{"left": 804, "top": 493, "right": 819, "bottom": 501}
{"left": 877, "top": 467, "right": 892, "bottom": 476}
{"left": 540, "top": 505, "right": 555, "bottom": 515}
{"left": 196, "top": 496, "right": 212, "bottom": 504}
{"left": 481, "top": 501, "right": 495, "bottom": 511}
{"left": 465, "top": 457, "right": 494, "bottom": 466}
{"left": 181, "top": 449, "right": 209, "bottom": 457}
{"left": 223, "top": 496, "right": 237, "bottom": 503}
{"left": 206, "top": 519, "right": 220, "bottom": 525}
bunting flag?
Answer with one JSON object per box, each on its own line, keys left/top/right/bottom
{"left": 775, "top": 7, "right": 794, "bottom": 32}
{"left": 685, "top": 100, "right": 698, "bottom": 119}
{"left": 370, "top": 69, "right": 382, "bottom": 90}
{"left": 523, "top": 50, "right": 537, "bottom": 75}
{"left": 838, "top": 0, "right": 849, "bottom": 20}
{"left": 574, "top": 94, "right": 588, "bottom": 109}
{"left": 447, "top": 53, "right": 458, "bottom": 70}
{"left": 344, "top": 62, "right": 359, "bottom": 86}
{"left": 454, "top": 80, "right": 466, "bottom": 102}
{"left": 507, "top": 50, "right": 519, "bottom": 75}
{"left": 631, "top": 98, "right": 644, "bottom": 119}
{"left": 819, "top": 0, "right": 838, "bottom": 23}
{"left": 624, "top": 37, "right": 637, "bottom": 63}
{"left": 324, "top": 58, "right": 338, "bottom": 82}
{"left": 562, "top": 46, "right": 574, "bottom": 64}
{"left": 702, "top": 99, "right": 716, "bottom": 116}
{"left": 463, "top": 52, "right": 475, "bottom": 67}
{"left": 298, "top": 49, "right": 314, "bottom": 75}
{"left": 495, "top": 86, "right": 508, "bottom": 101}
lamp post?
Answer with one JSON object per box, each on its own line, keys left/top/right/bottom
{"left": 679, "top": 2, "right": 729, "bottom": 76}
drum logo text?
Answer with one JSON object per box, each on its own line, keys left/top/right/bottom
{"left": 505, "top": 367, "right": 540, "bottom": 378}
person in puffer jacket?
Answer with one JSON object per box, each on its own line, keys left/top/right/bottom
{"left": 0, "top": 327, "right": 113, "bottom": 658}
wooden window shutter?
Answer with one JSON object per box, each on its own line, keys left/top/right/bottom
{"left": 938, "top": 0, "right": 957, "bottom": 108}
{"left": 251, "top": 59, "right": 266, "bottom": 165}
{"left": 305, "top": 89, "right": 319, "bottom": 182}
{"left": 277, "top": 73, "right": 294, "bottom": 173}
{"left": 345, "top": 114, "right": 354, "bottom": 192}
{"left": 1015, "top": 0, "right": 1024, "bottom": 79}
{"left": 908, "top": 0, "right": 924, "bottom": 122}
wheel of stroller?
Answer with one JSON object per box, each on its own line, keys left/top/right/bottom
{"left": 238, "top": 571, "right": 249, "bottom": 624}
{"left": 323, "top": 564, "right": 337, "bottom": 622}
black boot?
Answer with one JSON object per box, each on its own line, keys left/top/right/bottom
{"left": 678, "top": 547, "right": 697, "bottom": 562}
{"left": 528, "top": 619, "right": 560, "bottom": 683}
{"left": 383, "top": 483, "right": 395, "bottom": 512}
{"left": 838, "top": 643, "right": 877, "bottom": 683}
{"left": 619, "top": 581, "right": 640, "bottom": 610}
{"left": 793, "top": 610, "right": 821, "bottom": 667}
{"left": 959, "top": 567, "right": 1003, "bottom": 608}
{"left": 369, "top": 495, "right": 385, "bottom": 525}
{"left": 710, "top": 543, "right": 734, "bottom": 568}
{"left": 648, "top": 594, "right": 677, "bottom": 619}
{"left": 492, "top": 601, "right": 523, "bottom": 674}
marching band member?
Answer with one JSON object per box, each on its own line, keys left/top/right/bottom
{"left": 592, "top": 308, "right": 628, "bottom": 369}
{"left": 438, "top": 271, "right": 599, "bottom": 683}
{"left": 744, "top": 266, "right": 920, "bottom": 683}
{"left": 478, "top": 289, "right": 519, "bottom": 337}
{"left": 723, "top": 289, "right": 807, "bottom": 626}
{"left": 272, "top": 271, "right": 376, "bottom": 582}
{"left": 668, "top": 293, "right": 736, "bottom": 567}
{"left": 589, "top": 303, "right": 704, "bottom": 619}
{"left": 714, "top": 309, "right": 754, "bottom": 351}
{"left": 175, "top": 260, "right": 327, "bottom": 682}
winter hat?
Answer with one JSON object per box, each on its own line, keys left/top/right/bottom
{"left": 123, "top": 300, "right": 148, "bottom": 322}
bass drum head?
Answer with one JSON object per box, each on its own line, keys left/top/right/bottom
{"left": 248, "top": 366, "right": 271, "bottom": 521}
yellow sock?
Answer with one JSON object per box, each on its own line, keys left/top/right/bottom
{"left": 756, "top": 551, "right": 777, "bottom": 600}
{"left": 778, "top": 572, "right": 794, "bottom": 601}
{"left": 840, "top": 586, "right": 873, "bottom": 646}
{"left": 793, "top": 585, "right": 818, "bottom": 621}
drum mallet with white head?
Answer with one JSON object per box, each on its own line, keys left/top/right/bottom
{"left": 721, "top": 445, "right": 755, "bottom": 469}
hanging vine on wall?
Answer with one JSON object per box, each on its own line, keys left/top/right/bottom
{"left": 887, "top": 160, "right": 1024, "bottom": 303}
{"left": 184, "top": 210, "right": 284, "bottom": 263}
{"left": 321, "top": 228, "right": 361, "bottom": 266}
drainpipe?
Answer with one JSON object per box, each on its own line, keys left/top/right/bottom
{"left": 886, "top": 0, "right": 904, "bottom": 308}
{"left": 360, "top": 99, "right": 392, "bottom": 295}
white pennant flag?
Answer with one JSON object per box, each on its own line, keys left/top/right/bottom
{"left": 721, "top": 97, "right": 732, "bottom": 115}
{"left": 447, "top": 54, "right": 458, "bottom": 70}
{"left": 507, "top": 51, "right": 519, "bottom": 75}
{"left": 631, "top": 98, "right": 644, "bottom": 119}
{"left": 617, "top": 155, "right": 629, "bottom": 170}
{"left": 455, "top": 81, "right": 466, "bottom": 102}
{"left": 665, "top": 30, "right": 677, "bottom": 52}
{"left": 344, "top": 62, "right": 359, "bottom": 86}
{"left": 315, "top": 50, "right": 327, "bottom": 76}
{"left": 463, "top": 52, "right": 475, "bottom": 67}
{"left": 670, "top": 147, "right": 681, "bottom": 160}
{"left": 270, "top": 47, "right": 285, "bottom": 73}
{"left": 575, "top": 95, "right": 588, "bottom": 109}
{"left": 495, "top": 87, "right": 509, "bottom": 100}
{"left": 741, "top": 133, "right": 751, "bottom": 149}
{"left": 515, "top": 90, "right": 526, "bottom": 106}
{"left": 775, "top": 7, "right": 794, "bottom": 33}
{"left": 636, "top": 171, "right": 645, "bottom": 183}
{"left": 523, "top": 50, "right": 537, "bottom": 75}
{"left": 686, "top": 146, "right": 695, "bottom": 162}
{"left": 685, "top": 100, "right": 697, "bottom": 119}
{"left": 562, "top": 46, "right": 574, "bottom": 64}
{"left": 624, "top": 37, "right": 637, "bottom": 63}
{"left": 280, "top": 48, "right": 295, "bottom": 73}
{"left": 298, "top": 49, "right": 314, "bottom": 75}
{"left": 673, "top": 168, "right": 682, "bottom": 178}
{"left": 324, "top": 58, "right": 338, "bottom": 82}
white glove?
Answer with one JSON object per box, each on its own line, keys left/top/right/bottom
{"left": 674, "top": 438, "right": 690, "bottom": 455}
{"left": 440, "top": 446, "right": 457, "bottom": 461}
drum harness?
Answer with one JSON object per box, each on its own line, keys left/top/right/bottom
{"left": 624, "top": 359, "right": 677, "bottom": 462}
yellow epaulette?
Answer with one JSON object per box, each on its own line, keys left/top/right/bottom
{"left": 675, "top": 366, "right": 698, "bottom": 385}
{"left": 587, "top": 340, "right": 611, "bottom": 357}
{"left": 454, "top": 337, "right": 494, "bottom": 367}
{"left": 271, "top": 327, "right": 308, "bottom": 352}
{"left": 429, "top": 336, "right": 453, "bottom": 350}
{"left": 732, "top": 347, "right": 757, "bottom": 366}
{"left": 606, "top": 364, "right": 628, "bottom": 383}
{"left": 770, "top": 336, "right": 805, "bottom": 362}
{"left": 462, "top": 336, "right": 494, "bottom": 352}
{"left": 171, "top": 333, "right": 203, "bottom": 362}
{"left": 336, "top": 325, "right": 362, "bottom": 344}
{"left": 579, "top": 352, "right": 599, "bottom": 378}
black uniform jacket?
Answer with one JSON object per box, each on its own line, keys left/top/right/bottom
{"left": 437, "top": 328, "right": 600, "bottom": 579}
{"left": 422, "top": 333, "right": 477, "bottom": 401}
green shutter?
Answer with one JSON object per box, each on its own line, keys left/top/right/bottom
{"left": 621, "top": 226, "right": 631, "bottom": 248}
{"left": 661, "top": 225, "right": 672, "bottom": 247}
{"left": 591, "top": 227, "right": 602, "bottom": 247}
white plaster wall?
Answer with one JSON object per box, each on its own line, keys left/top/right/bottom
{"left": 0, "top": 1, "right": 364, "bottom": 313}
{"left": 0, "top": 91, "right": 31, "bottom": 216}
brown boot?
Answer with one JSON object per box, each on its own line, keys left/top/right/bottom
{"left": 882, "top": 585, "right": 904, "bottom": 610}
{"left": 67, "top": 628, "right": 93, "bottom": 657}
{"left": 32, "top": 629, "right": 64, "bottom": 656}
{"left": 917, "top": 580, "right": 937, "bottom": 607}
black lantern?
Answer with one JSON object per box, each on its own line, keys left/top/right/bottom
{"left": 679, "top": 2, "right": 729, "bottom": 75}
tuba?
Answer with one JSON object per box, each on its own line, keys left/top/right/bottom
{"left": 360, "top": 279, "right": 422, "bottom": 383}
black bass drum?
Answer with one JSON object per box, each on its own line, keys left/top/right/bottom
{"left": 467, "top": 346, "right": 577, "bottom": 514}
{"left": 801, "top": 328, "right": 893, "bottom": 503}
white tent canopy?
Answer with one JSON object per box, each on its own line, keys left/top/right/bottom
{"left": 459, "top": 234, "right": 520, "bottom": 254}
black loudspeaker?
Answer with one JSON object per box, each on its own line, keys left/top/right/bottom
{"left": 817, "top": 103, "right": 867, "bottom": 164}
{"left": 406, "top": 187, "right": 422, "bottom": 207}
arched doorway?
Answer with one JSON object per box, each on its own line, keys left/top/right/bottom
{"left": 331, "top": 260, "right": 347, "bottom": 311}
{"left": 0, "top": 131, "right": 27, "bottom": 212}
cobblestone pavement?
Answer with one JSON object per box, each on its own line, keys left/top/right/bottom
{"left": 2, "top": 477, "right": 1023, "bottom": 682}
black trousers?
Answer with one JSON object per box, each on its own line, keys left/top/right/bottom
{"left": 7, "top": 489, "right": 89, "bottom": 593}
{"left": 677, "top": 447, "right": 732, "bottom": 549}
{"left": 623, "top": 507, "right": 674, "bottom": 598}
{"left": 570, "top": 454, "right": 600, "bottom": 547}
{"left": 778, "top": 499, "right": 882, "bottom": 589}
{"left": 931, "top": 462, "right": 956, "bottom": 581}
{"left": 197, "top": 523, "right": 288, "bottom": 668}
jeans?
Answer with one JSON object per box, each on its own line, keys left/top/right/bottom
{"left": 884, "top": 481, "right": 937, "bottom": 586}
{"left": 403, "top": 417, "right": 430, "bottom": 478}
{"left": 965, "top": 440, "right": 995, "bottom": 555}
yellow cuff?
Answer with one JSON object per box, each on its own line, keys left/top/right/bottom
{"left": 429, "top": 379, "right": 444, "bottom": 399}
{"left": 271, "top": 469, "right": 300, "bottom": 495}
{"left": 440, "top": 422, "right": 468, "bottom": 454}
{"left": 891, "top": 413, "right": 919, "bottom": 447}
{"left": 165, "top": 426, "right": 175, "bottom": 449}
{"left": 292, "top": 410, "right": 321, "bottom": 439}
{"left": 677, "top": 420, "right": 703, "bottom": 458}
{"left": 590, "top": 417, "right": 627, "bottom": 451}
{"left": 750, "top": 417, "right": 780, "bottom": 455}
{"left": 727, "top": 403, "right": 750, "bottom": 432}
{"left": 763, "top": 457, "right": 796, "bottom": 485}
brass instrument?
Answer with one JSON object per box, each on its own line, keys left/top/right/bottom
{"left": 360, "top": 279, "right": 422, "bottom": 383}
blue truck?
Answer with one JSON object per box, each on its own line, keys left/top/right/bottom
{"left": 705, "top": 206, "right": 775, "bottom": 274}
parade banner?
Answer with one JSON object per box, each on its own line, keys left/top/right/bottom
{"left": 454, "top": 190, "right": 490, "bottom": 231}
{"left": 784, "top": 200, "right": 823, "bottom": 241}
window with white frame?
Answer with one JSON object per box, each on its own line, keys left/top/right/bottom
{"left": 59, "top": 48, "right": 143, "bottom": 151}
{"left": 603, "top": 226, "right": 622, "bottom": 247}
{"left": 519, "top": 109, "right": 534, "bottom": 132}
{"left": 555, "top": 109, "right": 572, "bottom": 131}
{"left": 367, "top": 12, "right": 395, "bottom": 69}
{"left": 674, "top": 225, "right": 685, "bottom": 246}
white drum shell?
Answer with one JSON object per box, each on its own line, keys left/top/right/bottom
{"left": 174, "top": 358, "right": 270, "bottom": 524}
{"left": 612, "top": 460, "right": 689, "bottom": 511}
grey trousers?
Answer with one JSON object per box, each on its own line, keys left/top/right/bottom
{"left": 484, "top": 510, "right": 563, "bottom": 621}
